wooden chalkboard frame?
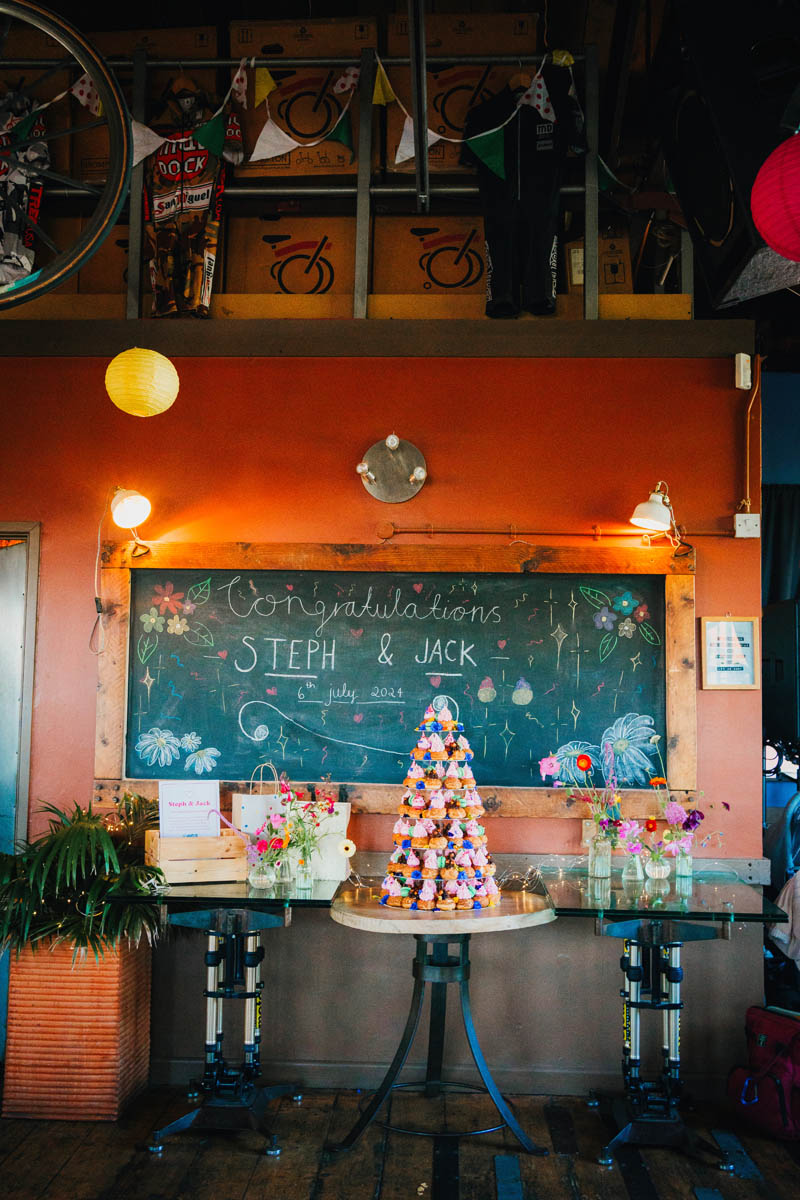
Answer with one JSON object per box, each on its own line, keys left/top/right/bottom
{"left": 95, "top": 542, "right": 697, "bottom": 819}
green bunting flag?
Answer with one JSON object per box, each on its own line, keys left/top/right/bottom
{"left": 194, "top": 112, "right": 226, "bottom": 158}
{"left": 465, "top": 127, "right": 505, "bottom": 180}
{"left": 9, "top": 110, "right": 38, "bottom": 145}
{"left": 325, "top": 110, "right": 354, "bottom": 162}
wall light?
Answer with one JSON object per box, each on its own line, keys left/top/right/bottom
{"left": 630, "top": 480, "right": 681, "bottom": 545}
{"left": 109, "top": 487, "right": 151, "bottom": 556}
{"left": 355, "top": 434, "right": 427, "bottom": 503}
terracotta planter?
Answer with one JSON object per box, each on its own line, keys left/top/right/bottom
{"left": 2, "top": 939, "right": 151, "bottom": 1121}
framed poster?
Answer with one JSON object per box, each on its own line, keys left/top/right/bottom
{"left": 701, "top": 617, "right": 760, "bottom": 690}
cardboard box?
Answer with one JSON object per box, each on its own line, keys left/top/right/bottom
{"left": 387, "top": 11, "right": 538, "bottom": 56}
{"left": 224, "top": 216, "right": 355, "bottom": 295}
{"left": 145, "top": 828, "right": 247, "bottom": 884}
{"left": 230, "top": 17, "right": 376, "bottom": 59}
{"left": 565, "top": 231, "right": 633, "bottom": 293}
{"left": 372, "top": 216, "right": 486, "bottom": 294}
{"left": 73, "top": 27, "right": 218, "bottom": 182}
{"left": 76, "top": 222, "right": 154, "bottom": 296}
{"left": 230, "top": 19, "right": 377, "bottom": 177}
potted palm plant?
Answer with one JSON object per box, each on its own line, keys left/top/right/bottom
{"left": 0, "top": 793, "right": 163, "bottom": 1120}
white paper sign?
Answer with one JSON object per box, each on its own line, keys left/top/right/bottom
{"left": 158, "top": 780, "right": 221, "bottom": 838}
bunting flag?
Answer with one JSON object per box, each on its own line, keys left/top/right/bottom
{"left": 231, "top": 57, "right": 249, "bottom": 109}
{"left": 465, "top": 127, "right": 506, "bottom": 180}
{"left": 517, "top": 69, "right": 556, "bottom": 122}
{"left": 552, "top": 49, "right": 575, "bottom": 68}
{"left": 131, "top": 118, "right": 167, "bottom": 167}
{"left": 70, "top": 72, "right": 102, "bottom": 116}
{"left": 193, "top": 111, "right": 226, "bottom": 157}
{"left": 7, "top": 110, "right": 38, "bottom": 145}
{"left": 395, "top": 114, "right": 442, "bottom": 164}
{"left": 333, "top": 66, "right": 360, "bottom": 95}
{"left": 254, "top": 67, "right": 277, "bottom": 108}
{"left": 372, "top": 62, "right": 396, "bottom": 106}
{"left": 248, "top": 114, "right": 304, "bottom": 162}
{"left": 325, "top": 110, "right": 354, "bottom": 160}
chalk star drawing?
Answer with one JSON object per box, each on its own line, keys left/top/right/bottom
{"left": 528, "top": 655, "right": 535, "bottom": 668}
{"left": 571, "top": 699, "right": 581, "bottom": 730}
{"left": 551, "top": 623, "right": 568, "bottom": 670}
{"left": 141, "top": 668, "right": 155, "bottom": 702}
{"left": 568, "top": 590, "right": 578, "bottom": 624}
{"left": 134, "top": 698, "right": 146, "bottom": 734}
{"left": 152, "top": 654, "right": 166, "bottom": 685}
{"left": 499, "top": 720, "right": 515, "bottom": 759}
{"left": 276, "top": 726, "right": 289, "bottom": 756}
{"left": 545, "top": 588, "right": 558, "bottom": 627}
{"left": 569, "top": 632, "right": 592, "bottom": 689}
{"left": 612, "top": 669, "right": 625, "bottom": 713}
{"left": 630, "top": 652, "right": 642, "bottom": 671}
{"left": 551, "top": 707, "right": 567, "bottom": 742}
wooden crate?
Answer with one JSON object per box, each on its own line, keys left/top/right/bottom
{"left": 145, "top": 827, "right": 248, "bottom": 883}
{"left": 2, "top": 940, "right": 151, "bottom": 1121}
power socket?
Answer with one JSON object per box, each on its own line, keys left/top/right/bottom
{"left": 734, "top": 513, "right": 761, "bottom": 538}
{"left": 735, "top": 353, "right": 752, "bottom": 390}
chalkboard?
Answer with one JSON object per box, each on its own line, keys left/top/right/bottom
{"left": 125, "top": 568, "right": 667, "bottom": 787}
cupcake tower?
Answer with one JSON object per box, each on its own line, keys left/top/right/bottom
{"left": 379, "top": 705, "right": 501, "bottom": 912}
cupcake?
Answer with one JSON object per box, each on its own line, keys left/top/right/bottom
{"left": 437, "top": 895, "right": 456, "bottom": 911}
{"left": 429, "top": 835, "right": 447, "bottom": 850}
{"left": 383, "top": 877, "right": 404, "bottom": 907}
{"left": 410, "top": 821, "right": 429, "bottom": 849}
{"left": 417, "top": 879, "right": 437, "bottom": 910}
{"left": 421, "top": 849, "right": 439, "bottom": 879}
{"left": 456, "top": 881, "right": 475, "bottom": 910}
{"left": 428, "top": 733, "right": 446, "bottom": 760}
{"left": 444, "top": 763, "right": 460, "bottom": 790}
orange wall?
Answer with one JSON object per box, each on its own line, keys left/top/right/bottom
{"left": 1, "top": 356, "right": 761, "bottom": 854}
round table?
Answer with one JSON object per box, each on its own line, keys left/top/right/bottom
{"left": 328, "top": 886, "right": 556, "bottom": 1155}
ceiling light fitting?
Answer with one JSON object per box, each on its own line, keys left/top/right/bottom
{"left": 356, "top": 434, "right": 428, "bottom": 503}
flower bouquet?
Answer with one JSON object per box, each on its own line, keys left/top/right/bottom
{"left": 277, "top": 778, "right": 338, "bottom": 888}
{"left": 541, "top": 744, "right": 622, "bottom": 877}
{"left": 246, "top": 810, "right": 290, "bottom": 889}
{"left": 619, "top": 774, "right": 706, "bottom": 880}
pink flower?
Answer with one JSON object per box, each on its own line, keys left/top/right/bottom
{"left": 664, "top": 801, "right": 687, "bottom": 826}
{"left": 539, "top": 754, "right": 560, "bottom": 781}
{"left": 256, "top": 839, "right": 269, "bottom": 855}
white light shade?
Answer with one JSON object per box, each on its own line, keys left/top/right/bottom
{"left": 630, "top": 491, "right": 672, "bottom": 531}
{"left": 111, "top": 489, "right": 151, "bottom": 529}
{"left": 105, "top": 348, "right": 179, "bottom": 417}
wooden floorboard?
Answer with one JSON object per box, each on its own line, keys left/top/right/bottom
{"left": 0, "top": 1088, "right": 797, "bottom": 1200}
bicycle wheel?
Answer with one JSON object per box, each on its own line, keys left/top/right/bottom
{"left": 0, "top": 0, "right": 130, "bottom": 310}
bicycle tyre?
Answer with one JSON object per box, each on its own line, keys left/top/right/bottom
{"left": 0, "top": 0, "right": 131, "bottom": 310}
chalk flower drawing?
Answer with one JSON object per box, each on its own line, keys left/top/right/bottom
{"left": 140, "top": 607, "right": 164, "bottom": 633}
{"left": 136, "top": 727, "right": 181, "bottom": 768}
{"left": 593, "top": 606, "right": 617, "bottom": 631}
{"left": 633, "top": 603, "right": 650, "bottom": 623}
{"left": 184, "top": 746, "right": 221, "bottom": 775}
{"left": 599, "top": 713, "right": 659, "bottom": 785}
{"left": 617, "top": 617, "right": 636, "bottom": 639}
{"left": 150, "top": 582, "right": 185, "bottom": 615}
{"left": 180, "top": 732, "right": 202, "bottom": 751}
{"left": 612, "top": 591, "right": 639, "bottom": 616}
{"left": 167, "top": 615, "right": 189, "bottom": 635}
{"left": 548, "top": 740, "right": 597, "bottom": 786}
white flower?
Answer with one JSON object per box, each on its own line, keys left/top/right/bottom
{"left": 184, "top": 746, "right": 221, "bottom": 775}
{"left": 339, "top": 838, "right": 357, "bottom": 857}
{"left": 136, "top": 727, "right": 181, "bottom": 768}
{"left": 180, "top": 732, "right": 202, "bottom": 751}
{"left": 167, "top": 615, "right": 189, "bottom": 635}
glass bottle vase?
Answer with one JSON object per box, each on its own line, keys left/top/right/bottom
{"left": 674, "top": 851, "right": 693, "bottom": 879}
{"left": 295, "top": 861, "right": 314, "bottom": 892}
{"left": 588, "top": 835, "right": 612, "bottom": 879}
{"left": 644, "top": 856, "right": 671, "bottom": 880}
{"left": 248, "top": 861, "right": 277, "bottom": 889}
{"left": 621, "top": 854, "right": 645, "bottom": 885}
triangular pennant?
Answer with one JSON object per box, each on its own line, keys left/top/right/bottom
{"left": 8, "top": 110, "right": 38, "bottom": 144}
{"left": 394, "top": 115, "right": 442, "bottom": 164}
{"left": 333, "top": 66, "right": 360, "bottom": 95}
{"left": 465, "top": 128, "right": 506, "bottom": 180}
{"left": 249, "top": 116, "right": 302, "bottom": 162}
{"left": 518, "top": 70, "right": 557, "bottom": 122}
{"left": 254, "top": 67, "right": 277, "bottom": 108}
{"left": 372, "top": 63, "right": 396, "bottom": 106}
{"left": 552, "top": 49, "right": 575, "bottom": 68}
{"left": 231, "top": 57, "right": 248, "bottom": 109}
{"left": 70, "top": 72, "right": 102, "bottom": 116}
{"left": 131, "top": 119, "right": 168, "bottom": 166}
{"left": 194, "top": 111, "right": 226, "bottom": 157}
{"left": 326, "top": 110, "right": 354, "bottom": 161}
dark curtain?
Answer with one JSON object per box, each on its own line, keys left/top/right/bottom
{"left": 763, "top": 485, "right": 800, "bottom": 606}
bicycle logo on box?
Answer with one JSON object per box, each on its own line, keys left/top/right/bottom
{"left": 263, "top": 234, "right": 335, "bottom": 294}
{"left": 431, "top": 66, "right": 494, "bottom": 135}
{"left": 276, "top": 71, "right": 343, "bottom": 140}
{"left": 412, "top": 226, "right": 484, "bottom": 290}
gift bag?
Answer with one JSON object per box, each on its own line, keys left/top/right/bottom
{"left": 231, "top": 762, "right": 281, "bottom": 835}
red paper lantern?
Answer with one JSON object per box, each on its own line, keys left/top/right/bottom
{"left": 751, "top": 134, "right": 800, "bottom": 262}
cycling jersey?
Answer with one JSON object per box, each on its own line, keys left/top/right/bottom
{"left": 460, "top": 66, "right": 585, "bottom": 318}
{"left": 143, "top": 87, "right": 242, "bottom": 317}
{"left": 0, "top": 92, "right": 48, "bottom": 288}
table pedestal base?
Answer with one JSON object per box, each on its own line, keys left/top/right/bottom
{"left": 326, "top": 934, "right": 546, "bottom": 1156}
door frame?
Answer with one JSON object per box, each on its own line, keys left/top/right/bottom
{"left": 0, "top": 522, "right": 40, "bottom": 842}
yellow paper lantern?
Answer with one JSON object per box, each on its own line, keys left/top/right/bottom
{"left": 105, "top": 348, "right": 179, "bottom": 417}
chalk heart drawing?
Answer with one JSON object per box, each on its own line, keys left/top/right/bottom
{"left": 217, "top": 650, "right": 228, "bottom": 659}
{"left": 413, "top": 582, "right": 423, "bottom": 593}
{"left": 266, "top": 687, "right": 277, "bottom": 695}
{"left": 351, "top": 628, "right": 364, "bottom": 638}
{"left": 498, "top": 640, "right": 507, "bottom": 649}
{"left": 286, "top": 584, "right": 293, "bottom": 590}
{"left": 430, "top": 675, "right": 442, "bottom": 687}
{"left": 353, "top": 713, "right": 364, "bottom": 723}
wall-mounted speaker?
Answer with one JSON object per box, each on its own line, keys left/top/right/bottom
{"left": 655, "top": 1, "right": 800, "bottom": 307}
